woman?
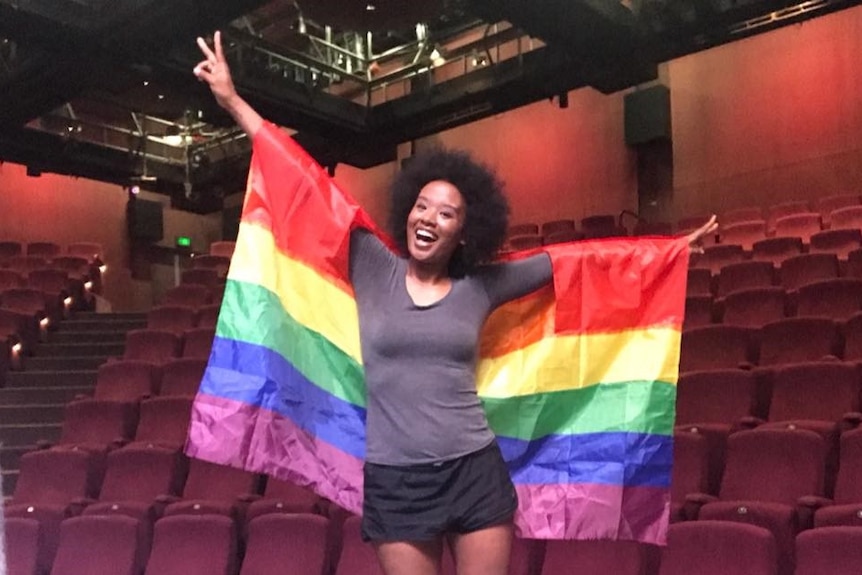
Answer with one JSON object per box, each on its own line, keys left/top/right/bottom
{"left": 194, "top": 31, "right": 717, "bottom": 575}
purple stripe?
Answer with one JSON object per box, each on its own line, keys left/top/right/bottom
{"left": 185, "top": 394, "right": 363, "bottom": 514}
{"left": 514, "top": 483, "right": 670, "bottom": 544}
{"left": 186, "top": 395, "right": 670, "bottom": 543}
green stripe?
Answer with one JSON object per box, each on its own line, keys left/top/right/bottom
{"left": 217, "top": 280, "right": 367, "bottom": 407}
{"left": 482, "top": 380, "right": 676, "bottom": 440}
{"left": 216, "top": 282, "right": 677, "bottom": 436}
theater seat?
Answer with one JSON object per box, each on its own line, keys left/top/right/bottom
{"left": 659, "top": 521, "right": 777, "bottom": 575}
{"left": 795, "top": 527, "right": 862, "bottom": 575}
{"left": 240, "top": 513, "right": 330, "bottom": 575}
{"left": 144, "top": 515, "right": 237, "bottom": 575}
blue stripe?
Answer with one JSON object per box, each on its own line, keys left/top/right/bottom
{"left": 200, "top": 336, "right": 368, "bottom": 459}
{"left": 499, "top": 432, "right": 672, "bottom": 487}
{"left": 203, "top": 337, "right": 672, "bottom": 487}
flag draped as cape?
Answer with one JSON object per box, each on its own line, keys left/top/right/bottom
{"left": 186, "top": 123, "right": 690, "bottom": 545}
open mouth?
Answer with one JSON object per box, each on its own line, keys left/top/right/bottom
{"left": 414, "top": 229, "right": 438, "bottom": 246}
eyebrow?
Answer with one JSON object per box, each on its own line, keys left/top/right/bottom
{"left": 416, "top": 194, "right": 463, "bottom": 212}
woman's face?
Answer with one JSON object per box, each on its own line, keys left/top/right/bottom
{"left": 406, "top": 180, "right": 466, "bottom": 269}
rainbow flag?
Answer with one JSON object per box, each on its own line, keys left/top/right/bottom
{"left": 186, "top": 123, "right": 689, "bottom": 544}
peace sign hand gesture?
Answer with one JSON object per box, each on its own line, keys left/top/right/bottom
{"left": 193, "top": 31, "right": 263, "bottom": 139}
{"left": 194, "top": 31, "right": 238, "bottom": 111}
{"left": 685, "top": 215, "right": 719, "bottom": 254}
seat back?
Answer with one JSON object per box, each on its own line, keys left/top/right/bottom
{"left": 99, "top": 444, "right": 186, "bottom": 502}
{"left": 123, "top": 329, "right": 182, "bottom": 364}
{"left": 676, "top": 369, "right": 757, "bottom": 426}
{"left": 182, "top": 327, "right": 216, "bottom": 359}
{"left": 767, "top": 362, "right": 860, "bottom": 423}
{"left": 796, "top": 278, "right": 862, "bottom": 320}
{"left": 50, "top": 515, "right": 144, "bottom": 575}
{"left": 13, "top": 449, "right": 99, "bottom": 505}
{"left": 240, "top": 514, "right": 329, "bottom": 575}
{"left": 60, "top": 399, "right": 139, "bottom": 448}
{"left": 719, "top": 429, "right": 826, "bottom": 503}
{"left": 833, "top": 428, "right": 862, "bottom": 504}
{"left": 160, "top": 358, "right": 207, "bottom": 397}
{"left": 94, "top": 360, "right": 159, "bottom": 402}
{"left": 182, "top": 458, "right": 260, "bottom": 501}
{"left": 144, "top": 515, "right": 237, "bottom": 575}
{"left": 758, "top": 318, "right": 841, "bottom": 366}
{"left": 660, "top": 521, "right": 777, "bottom": 575}
{"left": 722, "top": 287, "right": 786, "bottom": 327}
{"left": 147, "top": 305, "right": 199, "bottom": 334}
{"left": 716, "top": 261, "right": 774, "bottom": 296}
{"left": 135, "top": 397, "right": 193, "bottom": 449}
{"left": 779, "top": 253, "right": 839, "bottom": 291}
{"left": 679, "top": 325, "right": 756, "bottom": 373}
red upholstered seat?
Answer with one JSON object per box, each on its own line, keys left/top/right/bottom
{"left": 779, "top": 253, "right": 839, "bottom": 291}
{"left": 240, "top": 514, "right": 330, "bottom": 575}
{"left": 720, "top": 220, "right": 767, "bottom": 251}
{"left": 51, "top": 514, "right": 145, "bottom": 575}
{"left": 144, "top": 514, "right": 238, "bottom": 575}
{"left": 693, "top": 429, "right": 827, "bottom": 575}
{"left": 541, "top": 539, "right": 657, "bottom": 575}
{"left": 795, "top": 526, "right": 862, "bottom": 575}
{"left": 679, "top": 325, "right": 757, "bottom": 373}
{"left": 147, "top": 305, "right": 199, "bottom": 334}
{"left": 796, "top": 278, "right": 862, "bottom": 321}
{"left": 758, "top": 318, "right": 841, "bottom": 367}
{"left": 809, "top": 228, "right": 862, "bottom": 259}
{"left": 659, "top": 521, "right": 777, "bottom": 575}
{"left": 159, "top": 358, "right": 207, "bottom": 397}
{"left": 716, "top": 261, "right": 774, "bottom": 297}
{"left": 721, "top": 287, "right": 787, "bottom": 327}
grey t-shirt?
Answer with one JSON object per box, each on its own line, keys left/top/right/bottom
{"left": 349, "top": 230, "right": 553, "bottom": 465}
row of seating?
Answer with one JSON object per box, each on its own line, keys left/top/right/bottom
{"left": 685, "top": 282, "right": 862, "bottom": 329}
{"left": 9, "top": 512, "right": 856, "bottom": 575}
{"left": 680, "top": 317, "right": 862, "bottom": 372}
{"left": 689, "top": 251, "right": 862, "bottom": 293}
{"left": 9, "top": 427, "right": 862, "bottom": 575}
{"left": 673, "top": 426, "right": 862, "bottom": 574}
{"left": 0, "top": 241, "right": 104, "bottom": 264}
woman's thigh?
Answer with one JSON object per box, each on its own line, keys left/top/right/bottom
{"left": 448, "top": 522, "right": 513, "bottom": 575}
{"left": 375, "top": 538, "right": 444, "bottom": 575}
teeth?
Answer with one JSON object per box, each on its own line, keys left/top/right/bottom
{"left": 416, "top": 230, "right": 437, "bottom": 241}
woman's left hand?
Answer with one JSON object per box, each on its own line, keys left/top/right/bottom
{"left": 685, "top": 215, "right": 719, "bottom": 253}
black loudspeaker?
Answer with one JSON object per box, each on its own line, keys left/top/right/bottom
{"left": 222, "top": 204, "right": 242, "bottom": 241}
{"left": 624, "top": 84, "right": 671, "bottom": 146}
{"left": 127, "top": 197, "right": 164, "bottom": 243}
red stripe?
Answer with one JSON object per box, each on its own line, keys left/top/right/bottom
{"left": 546, "top": 239, "right": 690, "bottom": 334}
{"left": 241, "top": 124, "right": 689, "bottom": 335}
{"left": 239, "top": 123, "right": 389, "bottom": 290}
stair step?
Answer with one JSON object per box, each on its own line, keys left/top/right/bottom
{"left": 0, "top": 445, "right": 30, "bottom": 471}
{"left": 73, "top": 312, "right": 148, "bottom": 321}
{"left": 35, "top": 342, "right": 125, "bottom": 357}
{"left": 0, "top": 404, "right": 66, "bottom": 425}
{"left": 58, "top": 319, "right": 147, "bottom": 332}
{"left": 2, "top": 469, "right": 18, "bottom": 497}
{"left": 5, "top": 370, "right": 97, "bottom": 388}
{"left": 50, "top": 330, "right": 128, "bottom": 344}
{"left": 0, "top": 386, "right": 93, "bottom": 405}
{"left": 0, "top": 423, "right": 62, "bottom": 447}
{"left": 24, "top": 356, "right": 109, "bottom": 371}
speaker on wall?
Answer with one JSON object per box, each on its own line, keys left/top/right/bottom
{"left": 222, "top": 204, "right": 242, "bottom": 241}
{"left": 624, "top": 84, "right": 671, "bottom": 146}
{"left": 127, "top": 197, "right": 164, "bottom": 243}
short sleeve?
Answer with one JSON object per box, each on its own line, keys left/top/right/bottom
{"left": 349, "top": 229, "right": 398, "bottom": 289}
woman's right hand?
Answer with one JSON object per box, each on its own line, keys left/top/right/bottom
{"left": 194, "top": 31, "right": 238, "bottom": 111}
{"left": 193, "top": 30, "right": 264, "bottom": 139}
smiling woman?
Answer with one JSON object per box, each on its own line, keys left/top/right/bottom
{"left": 191, "top": 30, "right": 717, "bottom": 575}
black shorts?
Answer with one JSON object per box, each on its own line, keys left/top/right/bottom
{"left": 361, "top": 441, "right": 518, "bottom": 542}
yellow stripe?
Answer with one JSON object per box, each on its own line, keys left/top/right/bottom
{"left": 476, "top": 327, "right": 680, "bottom": 398}
{"left": 227, "top": 222, "right": 363, "bottom": 364}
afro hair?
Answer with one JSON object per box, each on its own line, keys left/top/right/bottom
{"left": 388, "top": 148, "right": 510, "bottom": 276}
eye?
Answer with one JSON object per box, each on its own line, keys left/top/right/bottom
{"left": 440, "top": 211, "right": 453, "bottom": 220}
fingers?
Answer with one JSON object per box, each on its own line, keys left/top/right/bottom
{"left": 193, "top": 59, "right": 211, "bottom": 81}
{"left": 196, "top": 36, "right": 217, "bottom": 62}
{"left": 214, "top": 30, "right": 225, "bottom": 62}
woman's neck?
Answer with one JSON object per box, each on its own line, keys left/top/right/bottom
{"left": 406, "top": 258, "right": 450, "bottom": 284}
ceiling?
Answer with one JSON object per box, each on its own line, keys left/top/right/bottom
{"left": 0, "top": 0, "right": 858, "bottom": 213}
